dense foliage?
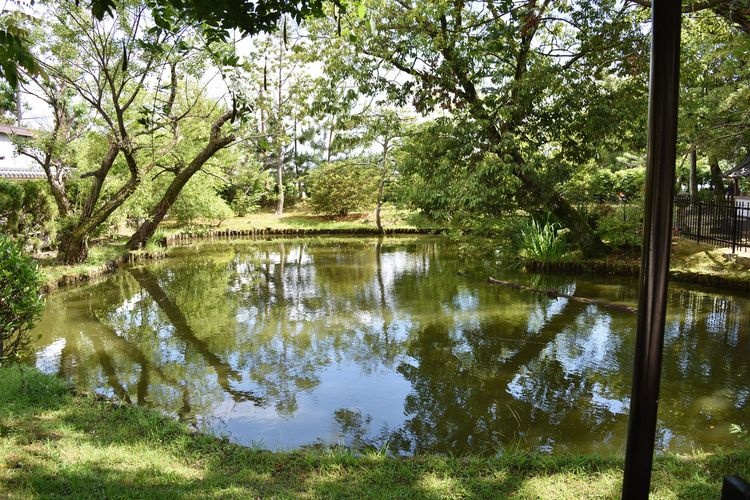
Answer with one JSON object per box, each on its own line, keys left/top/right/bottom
{"left": 307, "top": 161, "right": 378, "bottom": 216}
{"left": 0, "top": 235, "right": 43, "bottom": 364}
{"left": 516, "top": 216, "right": 569, "bottom": 266}
{"left": 0, "top": 180, "right": 57, "bottom": 248}
{"left": 0, "top": 0, "right": 746, "bottom": 264}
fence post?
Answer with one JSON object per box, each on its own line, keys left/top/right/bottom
{"left": 697, "top": 203, "right": 702, "bottom": 243}
{"left": 731, "top": 204, "right": 738, "bottom": 254}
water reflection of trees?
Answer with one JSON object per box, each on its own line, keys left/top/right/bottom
{"left": 32, "top": 238, "right": 750, "bottom": 454}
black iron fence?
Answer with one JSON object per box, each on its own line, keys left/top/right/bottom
{"left": 673, "top": 198, "right": 750, "bottom": 253}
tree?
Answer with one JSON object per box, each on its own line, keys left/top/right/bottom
{"left": 307, "top": 1, "right": 660, "bottom": 256}
{"left": 0, "top": 5, "right": 40, "bottom": 88}
{"left": 24, "top": 1, "right": 249, "bottom": 258}
{"left": 243, "top": 19, "right": 313, "bottom": 215}
{"left": 125, "top": 61, "right": 240, "bottom": 248}
{"left": 307, "top": 161, "right": 378, "bottom": 216}
{"left": 0, "top": 236, "right": 43, "bottom": 365}
{"left": 677, "top": 11, "right": 750, "bottom": 202}
{"left": 15, "top": 76, "right": 87, "bottom": 217}
{"left": 328, "top": 109, "right": 406, "bottom": 232}
{"left": 30, "top": 2, "right": 179, "bottom": 263}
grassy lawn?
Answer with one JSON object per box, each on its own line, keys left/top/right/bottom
{"left": 1, "top": 367, "right": 748, "bottom": 499}
{"left": 165, "top": 206, "right": 436, "bottom": 233}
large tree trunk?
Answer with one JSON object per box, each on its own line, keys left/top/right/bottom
{"left": 689, "top": 147, "right": 698, "bottom": 201}
{"left": 127, "top": 112, "right": 235, "bottom": 250}
{"left": 59, "top": 142, "right": 138, "bottom": 264}
{"left": 60, "top": 173, "right": 141, "bottom": 263}
{"left": 709, "top": 157, "right": 725, "bottom": 203}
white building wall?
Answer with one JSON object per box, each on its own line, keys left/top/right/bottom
{"left": 0, "top": 132, "right": 42, "bottom": 180}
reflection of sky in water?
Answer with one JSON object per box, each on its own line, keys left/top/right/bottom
{"left": 217, "top": 360, "right": 412, "bottom": 450}
{"left": 30, "top": 238, "right": 750, "bottom": 455}
{"left": 36, "top": 338, "right": 66, "bottom": 374}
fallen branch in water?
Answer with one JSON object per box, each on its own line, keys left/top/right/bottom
{"left": 487, "top": 277, "right": 636, "bottom": 314}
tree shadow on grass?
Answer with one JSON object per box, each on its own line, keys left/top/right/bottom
{"left": 2, "top": 368, "right": 748, "bottom": 498}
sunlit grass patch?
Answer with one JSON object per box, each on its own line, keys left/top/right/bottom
{"left": 417, "top": 472, "right": 469, "bottom": 498}
{"left": 1, "top": 366, "right": 748, "bottom": 498}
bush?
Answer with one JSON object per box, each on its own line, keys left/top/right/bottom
{"left": 307, "top": 162, "right": 379, "bottom": 216}
{"left": 516, "top": 215, "right": 568, "bottom": 265}
{"left": 170, "top": 181, "right": 234, "bottom": 226}
{"left": 0, "top": 180, "right": 58, "bottom": 249}
{"left": 0, "top": 180, "right": 23, "bottom": 232}
{"left": 0, "top": 236, "right": 44, "bottom": 365}
{"left": 230, "top": 191, "right": 261, "bottom": 217}
{"left": 596, "top": 204, "right": 643, "bottom": 250}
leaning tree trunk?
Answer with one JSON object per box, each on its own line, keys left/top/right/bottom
{"left": 127, "top": 112, "right": 235, "bottom": 250}
{"left": 504, "top": 142, "right": 608, "bottom": 257}
{"left": 58, "top": 143, "right": 138, "bottom": 264}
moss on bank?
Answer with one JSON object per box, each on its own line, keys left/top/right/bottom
{"left": 525, "top": 238, "right": 750, "bottom": 291}
{"left": 1, "top": 367, "right": 748, "bottom": 499}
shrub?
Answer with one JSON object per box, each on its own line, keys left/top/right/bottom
{"left": 0, "top": 180, "right": 23, "bottom": 232}
{"left": 143, "top": 229, "right": 168, "bottom": 256}
{"left": 0, "top": 180, "right": 58, "bottom": 249}
{"left": 516, "top": 215, "right": 568, "bottom": 265}
{"left": 596, "top": 204, "right": 643, "bottom": 250}
{"left": 230, "top": 191, "right": 261, "bottom": 217}
{"left": 0, "top": 236, "right": 44, "bottom": 365}
{"left": 170, "top": 181, "right": 235, "bottom": 226}
{"left": 307, "top": 162, "right": 379, "bottom": 216}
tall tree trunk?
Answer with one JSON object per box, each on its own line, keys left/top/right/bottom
{"left": 376, "top": 137, "right": 390, "bottom": 234}
{"left": 127, "top": 112, "right": 235, "bottom": 250}
{"left": 274, "top": 36, "right": 285, "bottom": 216}
{"left": 376, "top": 179, "right": 385, "bottom": 233}
{"left": 326, "top": 125, "right": 334, "bottom": 163}
{"left": 709, "top": 157, "right": 725, "bottom": 203}
{"left": 689, "top": 147, "right": 698, "bottom": 201}
{"left": 275, "top": 146, "right": 285, "bottom": 215}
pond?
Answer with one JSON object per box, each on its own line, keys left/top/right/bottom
{"left": 32, "top": 237, "right": 750, "bottom": 456}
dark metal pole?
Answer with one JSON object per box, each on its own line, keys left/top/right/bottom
{"left": 622, "top": 1, "right": 682, "bottom": 498}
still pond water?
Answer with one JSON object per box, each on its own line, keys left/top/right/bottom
{"left": 32, "top": 237, "right": 750, "bottom": 456}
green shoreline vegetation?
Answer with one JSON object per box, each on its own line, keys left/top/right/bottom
{"left": 35, "top": 211, "right": 750, "bottom": 293}
{"left": 1, "top": 367, "right": 748, "bottom": 499}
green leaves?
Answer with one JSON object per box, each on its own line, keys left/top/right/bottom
{"left": 307, "top": 161, "right": 379, "bottom": 216}
{"left": 0, "top": 235, "right": 43, "bottom": 365}
{"left": 0, "top": 11, "right": 42, "bottom": 87}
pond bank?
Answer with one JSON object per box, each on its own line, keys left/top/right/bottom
{"left": 38, "top": 235, "right": 750, "bottom": 294}
{"left": 1, "top": 366, "right": 747, "bottom": 499}
{"left": 37, "top": 227, "right": 442, "bottom": 292}
{"left": 524, "top": 238, "right": 750, "bottom": 292}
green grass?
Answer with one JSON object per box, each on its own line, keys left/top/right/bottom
{"left": 211, "top": 205, "right": 435, "bottom": 232}
{"left": 1, "top": 367, "right": 748, "bottom": 499}
{"left": 669, "top": 239, "right": 750, "bottom": 280}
